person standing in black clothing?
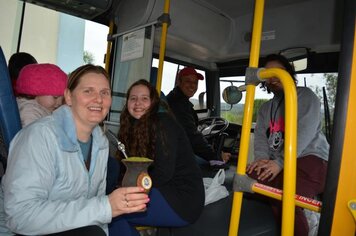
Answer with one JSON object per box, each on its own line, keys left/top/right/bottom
{"left": 166, "top": 67, "right": 231, "bottom": 163}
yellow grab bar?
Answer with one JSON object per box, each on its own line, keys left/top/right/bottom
{"left": 258, "top": 68, "right": 298, "bottom": 236}
{"left": 229, "top": 0, "right": 264, "bottom": 234}
{"left": 252, "top": 183, "right": 321, "bottom": 212}
{"left": 226, "top": 0, "right": 298, "bottom": 234}
{"left": 229, "top": 67, "right": 297, "bottom": 236}
{"left": 105, "top": 20, "right": 115, "bottom": 72}
{"left": 156, "top": 0, "right": 170, "bottom": 94}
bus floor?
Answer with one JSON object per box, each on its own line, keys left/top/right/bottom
{"left": 156, "top": 161, "right": 279, "bottom": 236}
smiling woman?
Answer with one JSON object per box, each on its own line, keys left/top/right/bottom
{"left": 65, "top": 64, "right": 112, "bottom": 134}
{"left": 127, "top": 83, "right": 152, "bottom": 120}
{"left": 0, "top": 64, "right": 150, "bottom": 235}
{"left": 111, "top": 79, "right": 204, "bottom": 236}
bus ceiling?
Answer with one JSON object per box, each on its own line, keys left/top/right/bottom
{"left": 115, "top": 0, "right": 342, "bottom": 70}
{"left": 24, "top": 0, "right": 343, "bottom": 71}
{"left": 20, "top": 0, "right": 115, "bottom": 22}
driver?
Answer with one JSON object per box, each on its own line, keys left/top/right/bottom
{"left": 166, "top": 67, "right": 231, "bottom": 164}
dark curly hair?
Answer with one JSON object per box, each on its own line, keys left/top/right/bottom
{"left": 260, "top": 54, "right": 297, "bottom": 93}
{"left": 118, "top": 79, "right": 164, "bottom": 160}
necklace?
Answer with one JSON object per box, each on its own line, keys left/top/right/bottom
{"left": 270, "top": 96, "right": 284, "bottom": 127}
{"left": 268, "top": 96, "right": 284, "bottom": 150}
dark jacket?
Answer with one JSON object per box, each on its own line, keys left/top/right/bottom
{"left": 167, "top": 87, "right": 217, "bottom": 161}
{"left": 148, "top": 112, "right": 205, "bottom": 223}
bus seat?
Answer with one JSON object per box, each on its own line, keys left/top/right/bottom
{"left": 150, "top": 66, "right": 158, "bottom": 85}
{"left": 0, "top": 47, "right": 21, "bottom": 149}
{"left": 150, "top": 66, "right": 168, "bottom": 102}
{"left": 0, "top": 47, "right": 22, "bottom": 176}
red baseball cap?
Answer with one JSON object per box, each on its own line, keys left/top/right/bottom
{"left": 178, "top": 67, "right": 204, "bottom": 80}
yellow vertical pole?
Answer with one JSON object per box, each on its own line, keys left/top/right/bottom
{"left": 228, "top": 0, "right": 264, "bottom": 235}
{"left": 156, "top": 0, "right": 170, "bottom": 94}
{"left": 105, "top": 20, "right": 115, "bottom": 73}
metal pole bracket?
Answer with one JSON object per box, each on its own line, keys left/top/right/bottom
{"left": 348, "top": 200, "right": 356, "bottom": 223}
{"left": 245, "top": 67, "right": 264, "bottom": 86}
{"left": 157, "top": 13, "right": 171, "bottom": 28}
{"left": 233, "top": 174, "right": 257, "bottom": 193}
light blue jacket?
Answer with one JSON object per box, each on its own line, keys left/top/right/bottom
{"left": 0, "top": 105, "right": 112, "bottom": 235}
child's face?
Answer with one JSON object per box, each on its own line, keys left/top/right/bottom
{"left": 35, "top": 95, "right": 64, "bottom": 112}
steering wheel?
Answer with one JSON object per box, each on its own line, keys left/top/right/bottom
{"left": 197, "top": 117, "right": 229, "bottom": 139}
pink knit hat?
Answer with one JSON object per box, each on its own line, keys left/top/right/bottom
{"left": 16, "top": 63, "right": 68, "bottom": 96}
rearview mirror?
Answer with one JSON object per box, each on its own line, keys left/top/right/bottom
{"left": 222, "top": 86, "right": 242, "bottom": 105}
{"left": 279, "top": 47, "right": 309, "bottom": 72}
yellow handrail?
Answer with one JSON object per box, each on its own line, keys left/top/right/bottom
{"left": 228, "top": 0, "right": 298, "bottom": 234}
{"left": 229, "top": 68, "right": 297, "bottom": 236}
{"left": 155, "top": 0, "right": 170, "bottom": 94}
{"left": 252, "top": 182, "right": 321, "bottom": 212}
{"left": 105, "top": 20, "right": 115, "bottom": 73}
{"left": 228, "top": 0, "right": 264, "bottom": 235}
{"left": 259, "top": 68, "right": 297, "bottom": 236}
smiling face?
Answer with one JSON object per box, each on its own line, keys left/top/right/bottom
{"left": 65, "top": 72, "right": 112, "bottom": 130}
{"left": 127, "top": 84, "right": 151, "bottom": 119}
{"left": 265, "top": 60, "right": 285, "bottom": 94}
{"left": 177, "top": 75, "right": 199, "bottom": 98}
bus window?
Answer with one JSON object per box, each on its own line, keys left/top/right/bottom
{"left": 84, "top": 21, "right": 108, "bottom": 67}
{"left": 152, "top": 59, "right": 179, "bottom": 95}
{"left": 219, "top": 72, "right": 336, "bottom": 137}
{"left": 298, "top": 73, "right": 337, "bottom": 139}
{"left": 152, "top": 59, "right": 207, "bottom": 111}
{"left": 220, "top": 76, "right": 273, "bottom": 125}
{"left": 108, "top": 26, "right": 155, "bottom": 124}
{"left": 0, "top": 1, "right": 108, "bottom": 74}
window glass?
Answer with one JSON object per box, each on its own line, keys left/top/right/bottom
{"left": 108, "top": 26, "right": 155, "bottom": 124}
{"left": 297, "top": 73, "right": 337, "bottom": 112}
{"left": 298, "top": 73, "right": 337, "bottom": 138}
{"left": 220, "top": 76, "right": 272, "bottom": 125}
{"left": 219, "top": 73, "right": 337, "bottom": 133}
{"left": 152, "top": 59, "right": 207, "bottom": 110}
{"left": 84, "top": 20, "right": 108, "bottom": 67}
{"left": 0, "top": 1, "right": 108, "bottom": 74}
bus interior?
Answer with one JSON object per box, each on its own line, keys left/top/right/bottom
{"left": 0, "top": 0, "right": 355, "bottom": 235}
